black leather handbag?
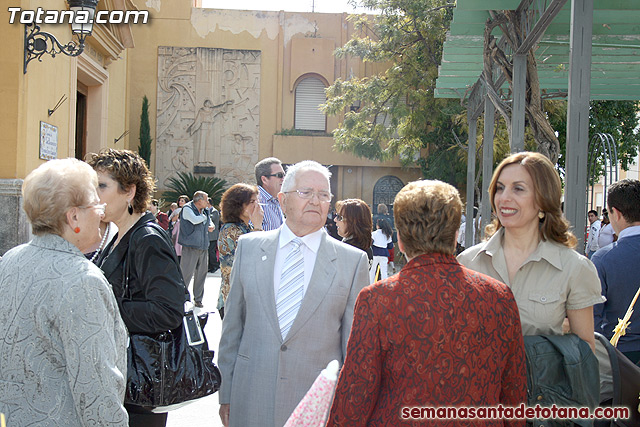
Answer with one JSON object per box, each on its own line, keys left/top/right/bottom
{"left": 123, "top": 223, "right": 221, "bottom": 411}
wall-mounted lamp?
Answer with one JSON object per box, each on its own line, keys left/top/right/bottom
{"left": 24, "top": 0, "right": 99, "bottom": 74}
{"left": 349, "top": 99, "right": 361, "bottom": 113}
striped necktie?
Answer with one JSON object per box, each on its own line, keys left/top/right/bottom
{"left": 276, "top": 238, "right": 304, "bottom": 339}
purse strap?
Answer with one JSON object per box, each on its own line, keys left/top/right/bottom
{"left": 123, "top": 220, "right": 190, "bottom": 306}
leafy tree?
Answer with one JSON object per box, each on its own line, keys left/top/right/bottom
{"left": 163, "top": 172, "right": 228, "bottom": 207}
{"left": 546, "top": 100, "right": 640, "bottom": 183}
{"left": 138, "top": 95, "right": 152, "bottom": 166}
{"left": 327, "top": 0, "right": 640, "bottom": 190}
{"left": 323, "top": 0, "right": 462, "bottom": 185}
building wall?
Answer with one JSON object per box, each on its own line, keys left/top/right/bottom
{"left": 0, "top": 0, "right": 134, "bottom": 254}
{"left": 127, "top": 2, "right": 420, "bottom": 209}
{"left": 1, "top": 0, "right": 420, "bottom": 253}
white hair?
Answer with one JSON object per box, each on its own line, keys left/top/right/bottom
{"left": 281, "top": 160, "right": 331, "bottom": 193}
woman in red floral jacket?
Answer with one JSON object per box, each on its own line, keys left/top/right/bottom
{"left": 327, "top": 180, "right": 527, "bottom": 426}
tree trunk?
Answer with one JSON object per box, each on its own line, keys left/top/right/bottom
{"left": 482, "top": 12, "right": 561, "bottom": 163}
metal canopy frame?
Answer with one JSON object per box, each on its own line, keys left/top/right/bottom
{"left": 436, "top": 0, "right": 640, "bottom": 251}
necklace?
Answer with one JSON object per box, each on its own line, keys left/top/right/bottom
{"left": 89, "top": 222, "right": 110, "bottom": 263}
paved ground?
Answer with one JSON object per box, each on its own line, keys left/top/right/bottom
{"left": 167, "top": 271, "right": 224, "bottom": 427}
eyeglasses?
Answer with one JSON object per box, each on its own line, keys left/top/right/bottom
{"left": 335, "top": 214, "right": 344, "bottom": 221}
{"left": 79, "top": 203, "right": 106, "bottom": 214}
{"left": 264, "top": 172, "right": 285, "bottom": 179}
{"left": 285, "top": 189, "right": 333, "bottom": 203}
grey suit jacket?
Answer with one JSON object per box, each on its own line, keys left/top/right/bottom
{"left": 218, "top": 228, "right": 369, "bottom": 427}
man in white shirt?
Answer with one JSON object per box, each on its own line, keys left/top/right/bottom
{"left": 586, "top": 209, "right": 601, "bottom": 258}
{"left": 218, "top": 161, "right": 369, "bottom": 427}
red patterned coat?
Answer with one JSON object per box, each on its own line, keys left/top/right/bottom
{"left": 327, "top": 253, "right": 526, "bottom": 426}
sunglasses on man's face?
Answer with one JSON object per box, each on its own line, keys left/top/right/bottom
{"left": 265, "top": 172, "right": 285, "bottom": 179}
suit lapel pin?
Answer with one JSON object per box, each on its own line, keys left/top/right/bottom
{"left": 262, "top": 255, "right": 267, "bottom": 261}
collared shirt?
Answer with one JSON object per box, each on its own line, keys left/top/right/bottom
{"left": 258, "top": 185, "right": 284, "bottom": 231}
{"left": 273, "top": 224, "right": 324, "bottom": 298}
{"left": 617, "top": 224, "right": 640, "bottom": 241}
{"left": 458, "top": 228, "right": 604, "bottom": 336}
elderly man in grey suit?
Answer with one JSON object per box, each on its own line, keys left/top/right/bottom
{"left": 218, "top": 160, "right": 370, "bottom": 427}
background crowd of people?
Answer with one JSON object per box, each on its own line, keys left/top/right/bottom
{"left": 1, "top": 149, "right": 639, "bottom": 427}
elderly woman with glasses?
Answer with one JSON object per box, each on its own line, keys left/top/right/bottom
{"left": 87, "top": 149, "right": 186, "bottom": 426}
{"left": 0, "top": 158, "right": 128, "bottom": 426}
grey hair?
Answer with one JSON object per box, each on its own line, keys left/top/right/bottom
{"left": 281, "top": 160, "right": 331, "bottom": 193}
{"left": 193, "top": 191, "right": 208, "bottom": 202}
{"left": 255, "top": 157, "right": 282, "bottom": 186}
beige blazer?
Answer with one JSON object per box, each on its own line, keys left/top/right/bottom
{"left": 218, "top": 229, "right": 370, "bottom": 427}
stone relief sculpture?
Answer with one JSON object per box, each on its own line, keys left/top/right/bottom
{"left": 155, "top": 46, "right": 261, "bottom": 189}
{"left": 187, "top": 99, "right": 234, "bottom": 167}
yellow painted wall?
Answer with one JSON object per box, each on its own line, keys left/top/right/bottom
{"left": 2, "top": 0, "right": 132, "bottom": 179}
{"left": 3, "top": 0, "right": 76, "bottom": 179}
{"left": 335, "top": 165, "right": 421, "bottom": 202}
{"left": 0, "top": 12, "right": 24, "bottom": 179}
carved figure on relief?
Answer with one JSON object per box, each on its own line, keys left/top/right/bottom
{"left": 172, "top": 146, "right": 190, "bottom": 171}
{"left": 219, "top": 133, "right": 256, "bottom": 182}
{"left": 186, "top": 99, "right": 234, "bottom": 169}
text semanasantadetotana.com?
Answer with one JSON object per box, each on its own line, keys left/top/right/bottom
{"left": 401, "top": 404, "right": 630, "bottom": 420}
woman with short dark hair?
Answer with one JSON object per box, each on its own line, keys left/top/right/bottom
{"left": 88, "top": 149, "right": 185, "bottom": 426}
{"left": 217, "top": 183, "right": 264, "bottom": 317}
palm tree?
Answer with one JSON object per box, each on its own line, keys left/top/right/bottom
{"left": 163, "top": 172, "right": 228, "bottom": 207}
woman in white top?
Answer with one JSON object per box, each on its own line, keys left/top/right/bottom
{"left": 598, "top": 209, "right": 616, "bottom": 249}
{"left": 370, "top": 218, "right": 394, "bottom": 283}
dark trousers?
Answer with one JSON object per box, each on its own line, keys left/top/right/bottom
{"left": 208, "top": 239, "right": 219, "bottom": 272}
{"left": 126, "top": 404, "right": 168, "bottom": 427}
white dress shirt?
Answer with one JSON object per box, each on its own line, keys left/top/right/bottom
{"left": 273, "top": 224, "right": 324, "bottom": 298}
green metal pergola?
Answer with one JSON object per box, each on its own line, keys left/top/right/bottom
{"left": 435, "top": 0, "right": 640, "bottom": 251}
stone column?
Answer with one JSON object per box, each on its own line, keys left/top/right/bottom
{"left": 0, "top": 179, "right": 31, "bottom": 256}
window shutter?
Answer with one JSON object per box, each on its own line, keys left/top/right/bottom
{"left": 295, "top": 77, "right": 326, "bottom": 131}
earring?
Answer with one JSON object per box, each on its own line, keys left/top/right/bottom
{"left": 74, "top": 227, "right": 81, "bottom": 233}
{"left": 538, "top": 211, "right": 545, "bottom": 219}
{"left": 128, "top": 202, "right": 133, "bottom": 215}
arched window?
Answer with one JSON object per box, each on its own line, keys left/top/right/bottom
{"left": 294, "top": 77, "right": 326, "bottom": 131}
{"left": 373, "top": 175, "right": 405, "bottom": 215}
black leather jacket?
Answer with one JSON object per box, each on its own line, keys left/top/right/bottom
{"left": 99, "top": 213, "right": 185, "bottom": 334}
